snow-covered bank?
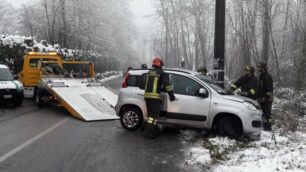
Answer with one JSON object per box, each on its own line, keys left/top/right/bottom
{"left": 180, "top": 87, "right": 306, "bottom": 172}
{"left": 97, "top": 71, "right": 122, "bottom": 82}
{"left": 181, "top": 130, "right": 306, "bottom": 172}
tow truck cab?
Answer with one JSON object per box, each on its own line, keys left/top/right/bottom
{"left": 18, "top": 52, "right": 62, "bottom": 97}
{"left": 18, "top": 52, "right": 95, "bottom": 97}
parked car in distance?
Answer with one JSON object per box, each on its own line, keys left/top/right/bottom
{"left": 115, "top": 68, "right": 263, "bottom": 140}
{"left": 0, "top": 64, "right": 24, "bottom": 106}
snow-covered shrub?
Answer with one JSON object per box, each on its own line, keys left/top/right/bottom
{"left": 273, "top": 87, "right": 306, "bottom": 134}
{"left": 0, "top": 34, "right": 120, "bottom": 74}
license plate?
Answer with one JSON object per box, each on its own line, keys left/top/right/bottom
{"left": 4, "top": 95, "right": 12, "bottom": 99}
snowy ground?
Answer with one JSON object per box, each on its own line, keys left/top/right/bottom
{"left": 181, "top": 128, "right": 306, "bottom": 172}
{"left": 180, "top": 87, "right": 306, "bottom": 172}
{"left": 99, "top": 72, "right": 122, "bottom": 82}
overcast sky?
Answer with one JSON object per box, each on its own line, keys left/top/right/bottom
{"left": 9, "top": 0, "right": 155, "bottom": 19}
{"left": 8, "top": 0, "right": 32, "bottom": 8}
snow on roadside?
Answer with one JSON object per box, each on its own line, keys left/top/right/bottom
{"left": 181, "top": 130, "right": 306, "bottom": 172}
{"left": 98, "top": 71, "right": 122, "bottom": 82}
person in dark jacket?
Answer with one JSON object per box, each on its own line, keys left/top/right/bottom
{"left": 197, "top": 67, "right": 208, "bottom": 76}
{"left": 257, "top": 62, "right": 273, "bottom": 131}
{"left": 143, "top": 57, "right": 176, "bottom": 139}
{"left": 141, "top": 64, "right": 148, "bottom": 69}
{"left": 228, "top": 65, "right": 258, "bottom": 100}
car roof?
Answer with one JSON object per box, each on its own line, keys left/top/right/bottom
{"left": 0, "top": 64, "right": 9, "bottom": 69}
{"left": 128, "top": 68, "right": 200, "bottom": 76}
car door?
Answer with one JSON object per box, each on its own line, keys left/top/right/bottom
{"left": 164, "top": 73, "right": 210, "bottom": 124}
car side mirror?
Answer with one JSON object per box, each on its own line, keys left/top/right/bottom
{"left": 198, "top": 88, "right": 208, "bottom": 98}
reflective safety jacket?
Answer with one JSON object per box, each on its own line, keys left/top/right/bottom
{"left": 258, "top": 71, "right": 273, "bottom": 102}
{"left": 231, "top": 74, "right": 258, "bottom": 100}
{"left": 144, "top": 68, "right": 174, "bottom": 100}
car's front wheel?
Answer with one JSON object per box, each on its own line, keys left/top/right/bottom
{"left": 120, "top": 107, "right": 143, "bottom": 131}
{"left": 217, "top": 116, "right": 242, "bottom": 139}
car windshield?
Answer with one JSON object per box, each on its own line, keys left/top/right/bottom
{"left": 0, "top": 68, "right": 14, "bottom": 81}
{"left": 195, "top": 74, "right": 229, "bottom": 95}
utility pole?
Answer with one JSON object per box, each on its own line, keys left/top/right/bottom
{"left": 214, "top": 0, "right": 226, "bottom": 88}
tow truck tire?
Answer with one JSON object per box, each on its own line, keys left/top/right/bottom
{"left": 217, "top": 116, "right": 242, "bottom": 139}
{"left": 35, "top": 89, "right": 43, "bottom": 106}
{"left": 120, "top": 107, "right": 143, "bottom": 131}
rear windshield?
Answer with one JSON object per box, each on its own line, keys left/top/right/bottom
{"left": 127, "top": 74, "right": 147, "bottom": 89}
{"left": 29, "top": 58, "right": 58, "bottom": 68}
{"left": 0, "top": 68, "right": 13, "bottom": 81}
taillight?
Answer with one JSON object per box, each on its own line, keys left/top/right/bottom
{"left": 122, "top": 73, "right": 129, "bottom": 88}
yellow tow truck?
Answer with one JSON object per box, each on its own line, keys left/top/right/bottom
{"left": 18, "top": 52, "right": 118, "bottom": 121}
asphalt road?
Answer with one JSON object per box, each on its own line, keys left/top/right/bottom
{"left": 0, "top": 77, "right": 193, "bottom": 172}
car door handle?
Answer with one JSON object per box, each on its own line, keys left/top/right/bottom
{"left": 137, "top": 93, "right": 144, "bottom": 96}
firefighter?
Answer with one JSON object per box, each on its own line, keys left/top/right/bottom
{"left": 197, "top": 67, "right": 208, "bottom": 76}
{"left": 143, "top": 57, "right": 176, "bottom": 139}
{"left": 227, "top": 65, "right": 258, "bottom": 100}
{"left": 257, "top": 62, "right": 273, "bottom": 131}
{"left": 141, "top": 64, "right": 148, "bottom": 69}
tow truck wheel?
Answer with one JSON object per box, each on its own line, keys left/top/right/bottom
{"left": 35, "top": 89, "right": 43, "bottom": 106}
{"left": 217, "top": 116, "right": 242, "bottom": 139}
{"left": 120, "top": 107, "right": 143, "bottom": 131}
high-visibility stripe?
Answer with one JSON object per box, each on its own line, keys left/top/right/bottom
{"left": 148, "top": 118, "right": 154, "bottom": 124}
{"left": 145, "top": 75, "right": 149, "bottom": 90}
{"left": 250, "top": 89, "right": 255, "bottom": 95}
{"left": 231, "top": 84, "right": 237, "bottom": 90}
{"left": 165, "top": 85, "right": 173, "bottom": 92}
{"left": 147, "top": 117, "right": 157, "bottom": 124}
{"left": 153, "top": 77, "right": 158, "bottom": 94}
{"left": 267, "top": 92, "right": 273, "bottom": 96}
{"left": 144, "top": 92, "right": 161, "bottom": 99}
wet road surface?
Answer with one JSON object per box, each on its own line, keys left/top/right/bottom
{"left": 0, "top": 77, "right": 192, "bottom": 172}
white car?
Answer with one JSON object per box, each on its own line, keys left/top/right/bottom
{"left": 115, "top": 68, "right": 262, "bottom": 140}
{"left": 0, "top": 64, "right": 24, "bottom": 106}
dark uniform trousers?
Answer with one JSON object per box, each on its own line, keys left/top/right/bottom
{"left": 261, "top": 101, "right": 272, "bottom": 130}
{"left": 145, "top": 99, "right": 162, "bottom": 123}
{"left": 258, "top": 71, "right": 273, "bottom": 131}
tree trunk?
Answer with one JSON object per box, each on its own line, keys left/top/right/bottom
{"left": 261, "top": 0, "right": 270, "bottom": 63}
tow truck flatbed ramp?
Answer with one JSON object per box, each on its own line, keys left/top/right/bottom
{"left": 41, "top": 78, "right": 119, "bottom": 121}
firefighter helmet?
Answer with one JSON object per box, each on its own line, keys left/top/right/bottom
{"left": 141, "top": 64, "right": 147, "bottom": 69}
{"left": 257, "top": 62, "right": 267, "bottom": 69}
{"left": 244, "top": 65, "right": 255, "bottom": 73}
{"left": 257, "top": 62, "right": 267, "bottom": 72}
{"left": 152, "top": 57, "right": 164, "bottom": 68}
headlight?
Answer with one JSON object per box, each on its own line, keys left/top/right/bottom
{"left": 243, "top": 101, "right": 257, "bottom": 111}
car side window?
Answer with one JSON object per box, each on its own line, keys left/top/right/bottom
{"left": 169, "top": 74, "right": 202, "bottom": 96}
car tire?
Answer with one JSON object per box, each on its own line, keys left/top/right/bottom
{"left": 120, "top": 107, "right": 143, "bottom": 131}
{"left": 217, "top": 116, "right": 242, "bottom": 139}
